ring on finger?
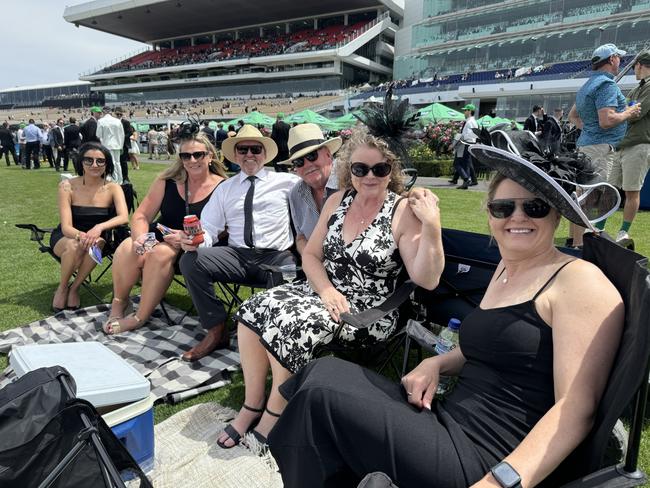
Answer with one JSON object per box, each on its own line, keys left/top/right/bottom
{"left": 406, "top": 391, "right": 413, "bottom": 396}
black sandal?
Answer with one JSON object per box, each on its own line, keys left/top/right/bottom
{"left": 248, "top": 407, "right": 282, "bottom": 446}
{"left": 216, "top": 403, "right": 264, "bottom": 449}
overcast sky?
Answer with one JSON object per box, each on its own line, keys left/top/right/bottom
{"left": 2, "top": 1, "right": 146, "bottom": 90}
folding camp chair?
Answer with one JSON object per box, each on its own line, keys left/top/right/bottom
{"left": 353, "top": 232, "right": 650, "bottom": 488}
{"left": 0, "top": 365, "right": 152, "bottom": 488}
{"left": 15, "top": 223, "right": 129, "bottom": 302}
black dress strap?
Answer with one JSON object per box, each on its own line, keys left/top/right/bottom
{"left": 532, "top": 260, "right": 576, "bottom": 300}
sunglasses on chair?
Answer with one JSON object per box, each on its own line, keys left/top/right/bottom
{"left": 350, "top": 162, "right": 392, "bottom": 178}
{"left": 487, "top": 198, "right": 552, "bottom": 219}
{"left": 292, "top": 150, "right": 319, "bottom": 168}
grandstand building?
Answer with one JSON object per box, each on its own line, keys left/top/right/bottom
{"left": 64, "top": 0, "right": 403, "bottom": 105}
{"left": 368, "top": 0, "right": 650, "bottom": 118}
{"left": 0, "top": 81, "right": 102, "bottom": 110}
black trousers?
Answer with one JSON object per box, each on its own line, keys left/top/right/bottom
{"left": 0, "top": 144, "right": 18, "bottom": 165}
{"left": 63, "top": 147, "right": 78, "bottom": 171}
{"left": 179, "top": 246, "right": 295, "bottom": 328}
{"left": 120, "top": 149, "right": 130, "bottom": 182}
{"left": 24, "top": 142, "right": 40, "bottom": 169}
{"left": 269, "top": 357, "right": 484, "bottom": 488}
{"left": 42, "top": 145, "right": 54, "bottom": 168}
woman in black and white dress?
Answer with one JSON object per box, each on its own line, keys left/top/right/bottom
{"left": 217, "top": 127, "right": 445, "bottom": 449}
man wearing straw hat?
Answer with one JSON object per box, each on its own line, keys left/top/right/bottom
{"left": 179, "top": 124, "right": 300, "bottom": 361}
{"left": 281, "top": 123, "right": 341, "bottom": 254}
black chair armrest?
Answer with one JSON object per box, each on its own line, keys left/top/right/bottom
{"left": 405, "top": 319, "right": 439, "bottom": 353}
{"left": 340, "top": 281, "right": 417, "bottom": 330}
{"left": 15, "top": 223, "right": 55, "bottom": 244}
{"left": 357, "top": 472, "right": 399, "bottom": 488}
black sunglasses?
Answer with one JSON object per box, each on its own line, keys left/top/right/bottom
{"left": 350, "top": 162, "right": 392, "bottom": 178}
{"left": 487, "top": 198, "right": 552, "bottom": 219}
{"left": 179, "top": 151, "right": 208, "bottom": 161}
{"left": 292, "top": 150, "right": 319, "bottom": 168}
{"left": 235, "top": 145, "right": 264, "bottom": 155}
{"left": 81, "top": 156, "right": 106, "bottom": 167}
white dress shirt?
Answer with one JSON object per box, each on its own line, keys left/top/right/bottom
{"left": 96, "top": 114, "right": 125, "bottom": 150}
{"left": 200, "top": 168, "right": 300, "bottom": 249}
{"left": 461, "top": 116, "right": 478, "bottom": 144}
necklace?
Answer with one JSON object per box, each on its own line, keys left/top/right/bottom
{"left": 501, "top": 268, "right": 508, "bottom": 284}
{"left": 358, "top": 198, "right": 384, "bottom": 225}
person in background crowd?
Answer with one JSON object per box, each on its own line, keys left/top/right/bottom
{"left": 96, "top": 106, "right": 125, "bottom": 184}
{"left": 200, "top": 120, "right": 216, "bottom": 145}
{"left": 147, "top": 127, "right": 158, "bottom": 159}
{"left": 523, "top": 105, "right": 545, "bottom": 136}
{"left": 0, "top": 122, "right": 18, "bottom": 166}
{"left": 23, "top": 119, "right": 42, "bottom": 170}
{"left": 603, "top": 50, "right": 650, "bottom": 242}
{"left": 568, "top": 43, "right": 641, "bottom": 247}
{"left": 117, "top": 108, "right": 133, "bottom": 183}
{"left": 80, "top": 106, "right": 102, "bottom": 144}
{"left": 52, "top": 119, "right": 65, "bottom": 171}
{"left": 63, "top": 117, "right": 82, "bottom": 172}
{"left": 271, "top": 112, "right": 291, "bottom": 173}
{"left": 455, "top": 104, "right": 479, "bottom": 190}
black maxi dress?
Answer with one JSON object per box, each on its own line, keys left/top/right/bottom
{"left": 268, "top": 263, "right": 573, "bottom": 487}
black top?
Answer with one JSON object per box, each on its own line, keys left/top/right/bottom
{"left": 0, "top": 127, "right": 14, "bottom": 147}
{"left": 439, "top": 261, "right": 573, "bottom": 474}
{"left": 50, "top": 205, "right": 117, "bottom": 249}
{"left": 63, "top": 124, "right": 82, "bottom": 149}
{"left": 152, "top": 178, "right": 219, "bottom": 240}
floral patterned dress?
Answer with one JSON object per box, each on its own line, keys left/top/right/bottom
{"left": 236, "top": 190, "right": 405, "bottom": 373}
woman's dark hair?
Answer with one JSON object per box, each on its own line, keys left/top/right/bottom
{"left": 228, "top": 124, "right": 235, "bottom": 132}
{"left": 74, "top": 142, "right": 114, "bottom": 178}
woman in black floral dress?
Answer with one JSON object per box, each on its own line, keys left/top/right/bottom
{"left": 217, "top": 128, "right": 445, "bottom": 449}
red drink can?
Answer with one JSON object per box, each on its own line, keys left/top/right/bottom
{"left": 183, "top": 215, "right": 204, "bottom": 245}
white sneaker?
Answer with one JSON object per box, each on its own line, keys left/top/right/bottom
{"left": 616, "top": 230, "right": 630, "bottom": 242}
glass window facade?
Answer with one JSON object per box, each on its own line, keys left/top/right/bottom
{"left": 0, "top": 84, "right": 91, "bottom": 107}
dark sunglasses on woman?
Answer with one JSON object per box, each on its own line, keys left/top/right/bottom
{"left": 292, "top": 150, "right": 319, "bottom": 168}
{"left": 179, "top": 151, "right": 209, "bottom": 161}
{"left": 350, "top": 162, "right": 392, "bottom": 178}
{"left": 487, "top": 198, "right": 552, "bottom": 219}
{"left": 235, "top": 145, "right": 264, "bottom": 155}
{"left": 81, "top": 157, "right": 107, "bottom": 167}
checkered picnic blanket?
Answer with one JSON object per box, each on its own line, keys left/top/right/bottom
{"left": 0, "top": 298, "right": 240, "bottom": 402}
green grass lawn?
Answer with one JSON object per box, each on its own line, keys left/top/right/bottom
{"left": 1, "top": 161, "right": 649, "bottom": 481}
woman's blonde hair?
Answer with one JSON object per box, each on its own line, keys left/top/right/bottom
{"left": 337, "top": 126, "right": 404, "bottom": 194}
{"left": 158, "top": 132, "right": 227, "bottom": 182}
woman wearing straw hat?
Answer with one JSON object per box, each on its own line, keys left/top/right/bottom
{"left": 216, "top": 126, "right": 445, "bottom": 450}
{"left": 268, "top": 144, "right": 623, "bottom": 488}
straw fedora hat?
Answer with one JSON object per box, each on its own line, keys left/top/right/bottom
{"left": 279, "top": 123, "right": 342, "bottom": 165}
{"left": 221, "top": 124, "right": 278, "bottom": 164}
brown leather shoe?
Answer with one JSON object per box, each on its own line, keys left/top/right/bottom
{"left": 182, "top": 323, "right": 229, "bottom": 362}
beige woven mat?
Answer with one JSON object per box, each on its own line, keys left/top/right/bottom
{"left": 142, "top": 403, "right": 283, "bottom": 488}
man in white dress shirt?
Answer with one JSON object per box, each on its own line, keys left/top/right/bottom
{"left": 96, "top": 106, "right": 125, "bottom": 183}
{"left": 455, "top": 103, "right": 479, "bottom": 189}
{"left": 179, "top": 125, "right": 300, "bottom": 361}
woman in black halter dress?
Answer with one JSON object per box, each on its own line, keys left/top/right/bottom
{"left": 51, "top": 142, "right": 129, "bottom": 312}
{"left": 268, "top": 172, "right": 624, "bottom": 488}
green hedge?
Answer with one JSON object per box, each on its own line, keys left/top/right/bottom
{"left": 411, "top": 159, "right": 455, "bottom": 177}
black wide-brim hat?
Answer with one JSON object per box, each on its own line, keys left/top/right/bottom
{"left": 469, "top": 145, "right": 620, "bottom": 228}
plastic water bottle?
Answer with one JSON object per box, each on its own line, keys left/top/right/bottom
{"left": 435, "top": 318, "right": 461, "bottom": 397}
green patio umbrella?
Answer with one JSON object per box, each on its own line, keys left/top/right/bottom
{"left": 331, "top": 111, "right": 361, "bottom": 130}
{"left": 208, "top": 121, "right": 218, "bottom": 130}
{"left": 284, "top": 110, "right": 337, "bottom": 130}
{"left": 418, "top": 103, "right": 465, "bottom": 124}
{"left": 477, "top": 115, "right": 522, "bottom": 129}
{"left": 226, "top": 111, "right": 276, "bottom": 128}
{"left": 136, "top": 123, "right": 150, "bottom": 132}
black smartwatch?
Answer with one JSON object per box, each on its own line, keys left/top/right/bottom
{"left": 490, "top": 461, "right": 522, "bottom": 488}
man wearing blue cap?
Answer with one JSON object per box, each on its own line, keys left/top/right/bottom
{"left": 567, "top": 43, "right": 642, "bottom": 246}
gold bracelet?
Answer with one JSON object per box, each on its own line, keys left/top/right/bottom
{"left": 75, "top": 231, "right": 81, "bottom": 241}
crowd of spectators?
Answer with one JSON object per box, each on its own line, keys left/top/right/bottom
{"left": 96, "top": 21, "right": 369, "bottom": 75}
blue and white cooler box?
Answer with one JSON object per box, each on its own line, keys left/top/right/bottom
{"left": 10, "top": 342, "right": 155, "bottom": 473}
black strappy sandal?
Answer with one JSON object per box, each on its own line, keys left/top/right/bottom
{"left": 249, "top": 407, "right": 282, "bottom": 447}
{"left": 216, "top": 403, "right": 264, "bottom": 449}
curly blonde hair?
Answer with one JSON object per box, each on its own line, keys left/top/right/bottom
{"left": 337, "top": 126, "right": 404, "bottom": 194}
{"left": 158, "top": 133, "right": 227, "bottom": 182}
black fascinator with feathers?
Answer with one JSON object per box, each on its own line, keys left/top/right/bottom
{"left": 177, "top": 113, "right": 202, "bottom": 140}
{"left": 354, "top": 83, "right": 420, "bottom": 167}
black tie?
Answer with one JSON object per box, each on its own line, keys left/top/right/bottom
{"left": 244, "top": 175, "right": 256, "bottom": 248}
